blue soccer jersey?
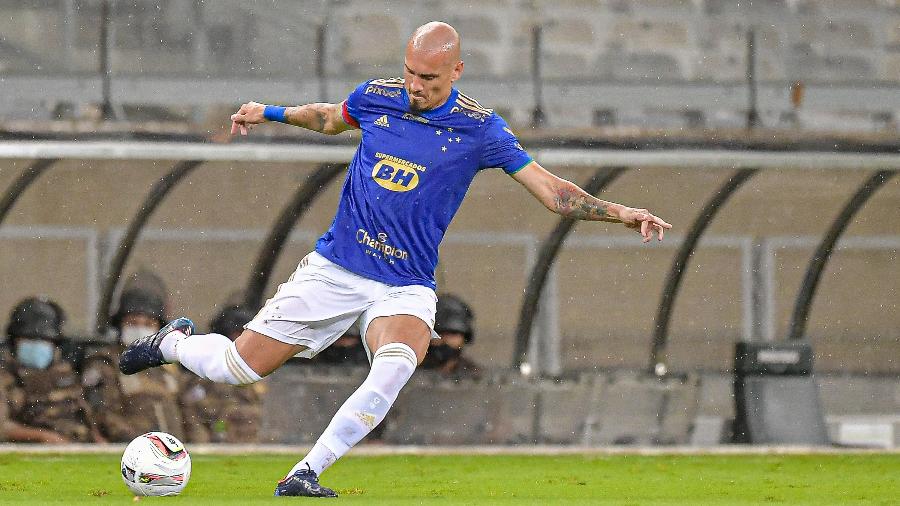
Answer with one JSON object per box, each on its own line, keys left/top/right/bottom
{"left": 314, "top": 78, "right": 533, "bottom": 289}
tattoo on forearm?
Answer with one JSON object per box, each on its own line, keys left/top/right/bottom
{"left": 289, "top": 104, "right": 328, "bottom": 132}
{"left": 554, "top": 186, "right": 614, "bottom": 221}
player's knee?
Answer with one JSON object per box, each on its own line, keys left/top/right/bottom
{"left": 222, "top": 341, "right": 263, "bottom": 386}
{"left": 365, "top": 342, "right": 417, "bottom": 398}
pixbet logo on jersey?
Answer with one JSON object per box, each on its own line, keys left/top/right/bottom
{"left": 371, "top": 152, "right": 426, "bottom": 192}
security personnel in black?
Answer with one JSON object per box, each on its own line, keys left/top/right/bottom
{"left": 2, "top": 297, "right": 103, "bottom": 443}
{"left": 81, "top": 288, "right": 185, "bottom": 441}
{"left": 312, "top": 325, "right": 369, "bottom": 366}
{"left": 180, "top": 304, "right": 264, "bottom": 443}
{"left": 421, "top": 293, "right": 482, "bottom": 380}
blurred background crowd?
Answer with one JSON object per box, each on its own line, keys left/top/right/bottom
{"left": 1, "top": 274, "right": 480, "bottom": 444}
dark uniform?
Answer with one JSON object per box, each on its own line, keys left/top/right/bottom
{"left": 421, "top": 293, "right": 483, "bottom": 381}
{"left": 82, "top": 344, "right": 185, "bottom": 441}
{"left": 4, "top": 297, "right": 99, "bottom": 442}
{"left": 10, "top": 359, "right": 98, "bottom": 442}
{"left": 180, "top": 377, "right": 264, "bottom": 443}
{"left": 178, "top": 304, "right": 263, "bottom": 443}
{"left": 81, "top": 287, "right": 185, "bottom": 441}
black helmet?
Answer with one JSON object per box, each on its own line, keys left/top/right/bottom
{"left": 6, "top": 296, "right": 65, "bottom": 341}
{"left": 434, "top": 293, "right": 474, "bottom": 343}
{"left": 111, "top": 288, "right": 166, "bottom": 329}
{"left": 209, "top": 304, "right": 255, "bottom": 338}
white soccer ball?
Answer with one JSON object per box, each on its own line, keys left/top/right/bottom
{"left": 120, "top": 431, "right": 191, "bottom": 496}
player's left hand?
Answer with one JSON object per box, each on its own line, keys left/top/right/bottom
{"left": 621, "top": 207, "right": 672, "bottom": 243}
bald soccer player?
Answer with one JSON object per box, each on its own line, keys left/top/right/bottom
{"left": 120, "top": 22, "right": 671, "bottom": 497}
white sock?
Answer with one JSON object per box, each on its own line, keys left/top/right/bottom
{"left": 173, "top": 333, "right": 262, "bottom": 385}
{"left": 290, "top": 342, "right": 418, "bottom": 476}
{"left": 159, "top": 330, "right": 187, "bottom": 362}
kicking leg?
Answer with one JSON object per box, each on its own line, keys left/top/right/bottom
{"left": 277, "top": 315, "right": 429, "bottom": 497}
{"left": 120, "top": 316, "right": 305, "bottom": 384}
{"left": 170, "top": 328, "right": 306, "bottom": 384}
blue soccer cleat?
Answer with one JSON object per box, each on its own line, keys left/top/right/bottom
{"left": 274, "top": 466, "right": 338, "bottom": 498}
{"left": 119, "top": 317, "right": 194, "bottom": 375}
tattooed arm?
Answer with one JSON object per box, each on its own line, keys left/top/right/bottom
{"left": 230, "top": 101, "right": 355, "bottom": 136}
{"left": 512, "top": 161, "right": 672, "bottom": 242}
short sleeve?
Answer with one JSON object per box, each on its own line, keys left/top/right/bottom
{"left": 341, "top": 81, "right": 369, "bottom": 128}
{"left": 478, "top": 114, "right": 533, "bottom": 174}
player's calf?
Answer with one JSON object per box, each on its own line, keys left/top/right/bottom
{"left": 173, "top": 332, "right": 262, "bottom": 386}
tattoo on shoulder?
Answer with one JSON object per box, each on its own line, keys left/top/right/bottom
{"left": 554, "top": 187, "right": 609, "bottom": 221}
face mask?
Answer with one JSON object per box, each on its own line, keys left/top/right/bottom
{"left": 426, "top": 343, "right": 462, "bottom": 366}
{"left": 16, "top": 339, "right": 55, "bottom": 370}
{"left": 120, "top": 325, "right": 157, "bottom": 346}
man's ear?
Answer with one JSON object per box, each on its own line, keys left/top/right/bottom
{"left": 451, "top": 60, "right": 464, "bottom": 82}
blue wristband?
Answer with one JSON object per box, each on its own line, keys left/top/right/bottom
{"left": 263, "top": 105, "right": 287, "bottom": 123}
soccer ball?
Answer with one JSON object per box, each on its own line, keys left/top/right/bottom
{"left": 120, "top": 432, "right": 191, "bottom": 496}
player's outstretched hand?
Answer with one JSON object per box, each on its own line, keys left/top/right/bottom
{"left": 230, "top": 101, "right": 267, "bottom": 136}
{"left": 621, "top": 207, "right": 672, "bottom": 243}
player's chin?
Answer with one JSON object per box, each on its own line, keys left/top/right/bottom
{"left": 408, "top": 97, "right": 428, "bottom": 112}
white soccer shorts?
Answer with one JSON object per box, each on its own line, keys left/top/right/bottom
{"left": 245, "top": 251, "right": 438, "bottom": 359}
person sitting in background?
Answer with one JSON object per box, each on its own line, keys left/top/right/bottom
{"left": 180, "top": 304, "right": 264, "bottom": 443}
{"left": 82, "top": 285, "right": 185, "bottom": 441}
{"left": 311, "top": 325, "right": 369, "bottom": 366}
{"left": 420, "top": 294, "right": 481, "bottom": 381}
{"left": 1, "top": 297, "right": 103, "bottom": 443}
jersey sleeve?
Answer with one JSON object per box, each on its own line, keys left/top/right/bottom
{"left": 478, "top": 114, "right": 533, "bottom": 174}
{"left": 341, "top": 81, "right": 370, "bottom": 128}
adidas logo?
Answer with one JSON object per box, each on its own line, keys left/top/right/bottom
{"left": 374, "top": 115, "right": 390, "bottom": 128}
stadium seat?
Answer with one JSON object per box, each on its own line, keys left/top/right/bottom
{"left": 446, "top": 16, "right": 501, "bottom": 43}
{"left": 543, "top": 18, "right": 596, "bottom": 46}
{"left": 460, "top": 49, "right": 498, "bottom": 78}
{"left": 594, "top": 50, "right": 683, "bottom": 80}
{"left": 541, "top": 52, "right": 594, "bottom": 79}
{"left": 793, "top": 49, "right": 875, "bottom": 81}
{"left": 611, "top": 20, "right": 690, "bottom": 50}
{"left": 881, "top": 54, "right": 900, "bottom": 83}
{"left": 337, "top": 13, "right": 404, "bottom": 76}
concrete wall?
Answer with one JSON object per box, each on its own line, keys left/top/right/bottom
{"left": 1, "top": 152, "right": 898, "bottom": 374}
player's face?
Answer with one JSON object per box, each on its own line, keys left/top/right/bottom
{"left": 404, "top": 49, "right": 462, "bottom": 112}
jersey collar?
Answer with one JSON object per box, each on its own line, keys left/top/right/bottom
{"left": 402, "top": 87, "right": 459, "bottom": 119}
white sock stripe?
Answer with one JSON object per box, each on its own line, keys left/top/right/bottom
{"left": 223, "top": 346, "right": 249, "bottom": 383}
{"left": 372, "top": 343, "right": 417, "bottom": 368}
{"left": 225, "top": 343, "right": 256, "bottom": 384}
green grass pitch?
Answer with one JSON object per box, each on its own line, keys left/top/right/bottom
{"left": 0, "top": 452, "right": 897, "bottom": 504}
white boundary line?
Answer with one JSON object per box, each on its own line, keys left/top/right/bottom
{"left": 1, "top": 443, "right": 896, "bottom": 455}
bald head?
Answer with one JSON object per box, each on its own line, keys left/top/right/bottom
{"left": 408, "top": 22, "right": 461, "bottom": 62}
{"left": 404, "top": 22, "right": 464, "bottom": 112}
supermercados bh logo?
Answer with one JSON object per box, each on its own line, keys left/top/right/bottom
{"left": 357, "top": 229, "right": 409, "bottom": 263}
{"left": 372, "top": 152, "right": 426, "bottom": 192}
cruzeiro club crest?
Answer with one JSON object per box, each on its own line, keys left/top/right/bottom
{"left": 371, "top": 152, "right": 426, "bottom": 192}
